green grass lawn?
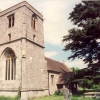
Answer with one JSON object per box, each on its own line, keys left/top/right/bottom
{"left": 32, "top": 95, "right": 63, "bottom": 100}
{"left": 32, "top": 95, "right": 99, "bottom": 100}
{"left": 0, "top": 89, "right": 99, "bottom": 100}
{"left": 0, "top": 94, "right": 99, "bottom": 100}
{"left": 70, "top": 95, "right": 99, "bottom": 100}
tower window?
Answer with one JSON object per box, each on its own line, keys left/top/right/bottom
{"left": 51, "top": 75, "right": 54, "bottom": 85}
{"left": 33, "top": 34, "right": 36, "bottom": 41}
{"left": 8, "top": 14, "right": 14, "bottom": 28}
{"left": 8, "top": 33, "right": 11, "bottom": 41}
{"left": 31, "top": 14, "right": 37, "bottom": 29}
{"left": 32, "top": 17, "right": 35, "bottom": 29}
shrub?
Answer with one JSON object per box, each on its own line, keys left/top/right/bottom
{"left": 54, "top": 90, "right": 63, "bottom": 96}
{"left": 92, "top": 84, "right": 100, "bottom": 89}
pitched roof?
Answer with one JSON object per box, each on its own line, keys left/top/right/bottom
{"left": 57, "top": 72, "right": 73, "bottom": 84}
{"left": 45, "top": 57, "right": 72, "bottom": 73}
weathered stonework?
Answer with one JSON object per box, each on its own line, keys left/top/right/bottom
{"left": 0, "top": 1, "right": 48, "bottom": 100}
{"left": 48, "top": 72, "right": 60, "bottom": 94}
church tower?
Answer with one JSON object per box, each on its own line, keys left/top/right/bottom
{"left": 0, "top": 1, "right": 48, "bottom": 99}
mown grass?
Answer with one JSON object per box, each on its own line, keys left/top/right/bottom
{"left": 0, "top": 95, "right": 19, "bottom": 100}
{"left": 0, "top": 89, "right": 100, "bottom": 100}
{"left": 32, "top": 95, "right": 99, "bottom": 100}
{"left": 0, "top": 95, "right": 98, "bottom": 100}
{"left": 0, "top": 94, "right": 99, "bottom": 100}
{"left": 32, "top": 89, "right": 100, "bottom": 100}
{"left": 70, "top": 95, "right": 99, "bottom": 100}
{"left": 32, "top": 95, "right": 63, "bottom": 100}
{"left": 70, "top": 89, "right": 100, "bottom": 100}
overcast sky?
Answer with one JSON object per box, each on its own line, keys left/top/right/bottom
{"left": 0, "top": 0, "right": 87, "bottom": 69}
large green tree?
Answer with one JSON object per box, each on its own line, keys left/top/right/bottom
{"left": 69, "top": 67, "right": 100, "bottom": 90}
{"left": 63, "top": 1, "right": 100, "bottom": 69}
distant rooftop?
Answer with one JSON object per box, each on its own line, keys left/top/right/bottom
{"left": 45, "top": 57, "right": 72, "bottom": 73}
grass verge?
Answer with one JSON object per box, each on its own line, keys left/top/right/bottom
{"left": 32, "top": 95, "right": 100, "bottom": 100}
{"left": 70, "top": 95, "right": 99, "bottom": 100}
{"left": 32, "top": 95, "right": 63, "bottom": 100}
{"left": 0, "top": 95, "right": 20, "bottom": 100}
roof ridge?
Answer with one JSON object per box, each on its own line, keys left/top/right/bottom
{"left": 45, "top": 57, "right": 72, "bottom": 72}
{"left": 45, "top": 57, "right": 64, "bottom": 65}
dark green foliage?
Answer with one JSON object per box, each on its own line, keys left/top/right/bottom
{"left": 54, "top": 90, "right": 63, "bottom": 96}
{"left": 92, "top": 84, "right": 100, "bottom": 89}
{"left": 63, "top": 1, "right": 100, "bottom": 69}
{"left": 78, "top": 78, "right": 93, "bottom": 89}
{"left": 68, "top": 67, "right": 100, "bottom": 91}
{"left": 70, "top": 67, "right": 80, "bottom": 74}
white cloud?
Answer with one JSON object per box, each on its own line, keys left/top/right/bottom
{"left": 41, "top": 0, "right": 81, "bottom": 46}
{"left": 45, "top": 51, "right": 58, "bottom": 58}
{"left": 65, "top": 59, "right": 87, "bottom": 69}
{"left": 43, "top": 1, "right": 68, "bottom": 45}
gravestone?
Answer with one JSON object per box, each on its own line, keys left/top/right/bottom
{"left": 62, "top": 86, "right": 70, "bottom": 100}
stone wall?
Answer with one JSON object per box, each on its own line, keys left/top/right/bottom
{"left": 25, "top": 41, "right": 48, "bottom": 90}
{"left": 48, "top": 72, "right": 59, "bottom": 95}
{"left": 0, "top": 1, "right": 48, "bottom": 99}
{"left": 23, "top": 6, "right": 44, "bottom": 46}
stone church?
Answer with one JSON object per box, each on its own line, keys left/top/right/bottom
{"left": 0, "top": 1, "right": 72, "bottom": 100}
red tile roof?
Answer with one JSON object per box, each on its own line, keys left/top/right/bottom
{"left": 45, "top": 57, "right": 72, "bottom": 73}
{"left": 57, "top": 72, "right": 73, "bottom": 84}
{"left": 45, "top": 57, "right": 73, "bottom": 85}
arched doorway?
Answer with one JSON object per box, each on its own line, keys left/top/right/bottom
{"left": 1, "top": 47, "right": 16, "bottom": 80}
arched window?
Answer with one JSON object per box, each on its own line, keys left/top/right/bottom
{"left": 8, "top": 14, "right": 15, "bottom": 28}
{"left": 1, "top": 48, "right": 16, "bottom": 80}
{"left": 32, "top": 17, "right": 35, "bottom": 29}
{"left": 31, "top": 14, "right": 37, "bottom": 29}
{"left": 5, "top": 54, "right": 16, "bottom": 80}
